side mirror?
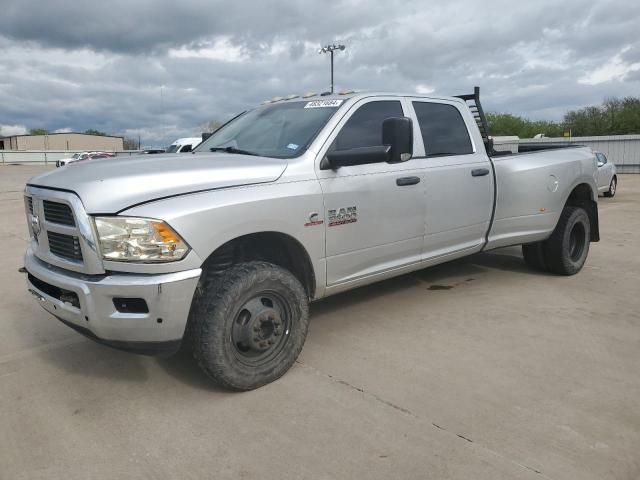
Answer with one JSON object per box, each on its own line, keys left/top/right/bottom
{"left": 383, "top": 117, "right": 413, "bottom": 163}
{"left": 325, "top": 145, "right": 391, "bottom": 169}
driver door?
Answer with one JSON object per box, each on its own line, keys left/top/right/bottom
{"left": 315, "top": 97, "right": 426, "bottom": 287}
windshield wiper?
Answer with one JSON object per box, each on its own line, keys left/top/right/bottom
{"left": 210, "top": 146, "right": 260, "bottom": 156}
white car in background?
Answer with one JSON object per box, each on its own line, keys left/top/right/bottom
{"left": 56, "top": 152, "right": 90, "bottom": 167}
{"left": 595, "top": 151, "right": 617, "bottom": 197}
{"left": 56, "top": 151, "right": 114, "bottom": 167}
{"left": 166, "top": 137, "right": 202, "bottom": 153}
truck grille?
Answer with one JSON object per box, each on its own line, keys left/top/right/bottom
{"left": 43, "top": 200, "right": 75, "bottom": 226}
{"left": 47, "top": 231, "right": 83, "bottom": 262}
{"left": 26, "top": 186, "right": 104, "bottom": 275}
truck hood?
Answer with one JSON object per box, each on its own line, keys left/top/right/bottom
{"left": 28, "top": 152, "right": 288, "bottom": 213}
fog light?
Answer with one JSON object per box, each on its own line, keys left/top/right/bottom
{"left": 113, "top": 297, "right": 149, "bottom": 314}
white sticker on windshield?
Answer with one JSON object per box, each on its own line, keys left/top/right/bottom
{"left": 287, "top": 143, "right": 299, "bottom": 150}
{"left": 304, "top": 99, "right": 344, "bottom": 108}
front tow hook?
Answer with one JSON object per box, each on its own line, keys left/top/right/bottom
{"left": 28, "top": 289, "right": 46, "bottom": 302}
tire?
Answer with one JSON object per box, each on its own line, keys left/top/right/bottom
{"left": 604, "top": 176, "right": 617, "bottom": 197}
{"left": 189, "top": 261, "right": 309, "bottom": 391}
{"left": 542, "top": 206, "right": 590, "bottom": 275}
{"left": 522, "top": 242, "right": 547, "bottom": 271}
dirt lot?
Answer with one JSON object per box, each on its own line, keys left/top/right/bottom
{"left": 1, "top": 165, "right": 639, "bottom": 480}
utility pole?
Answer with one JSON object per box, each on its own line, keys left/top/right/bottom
{"left": 318, "top": 44, "right": 346, "bottom": 93}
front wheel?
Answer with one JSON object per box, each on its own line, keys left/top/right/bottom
{"left": 189, "top": 261, "right": 309, "bottom": 390}
{"left": 604, "top": 176, "right": 617, "bottom": 197}
{"left": 542, "top": 206, "right": 590, "bottom": 275}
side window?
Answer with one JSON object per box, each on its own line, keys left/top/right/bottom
{"left": 333, "top": 101, "right": 404, "bottom": 151}
{"left": 180, "top": 144, "right": 193, "bottom": 153}
{"left": 598, "top": 153, "right": 607, "bottom": 164}
{"left": 413, "top": 102, "right": 473, "bottom": 157}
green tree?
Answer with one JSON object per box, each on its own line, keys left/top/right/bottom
{"left": 486, "top": 113, "right": 563, "bottom": 138}
{"left": 487, "top": 95, "right": 640, "bottom": 138}
{"left": 563, "top": 96, "right": 640, "bottom": 136}
{"left": 84, "top": 129, "right": 107, "bottom": 136}
{"left": 123, "top": 137, "right": 140, "bottom": 150}
{"left": 29, "top": 128, "right": 49, "bottom": 135}
{"left": 202, "top": 120, "right": 223, "bottom": 133}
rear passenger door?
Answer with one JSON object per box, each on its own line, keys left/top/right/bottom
{"left": 407, "top": 99, "right": 494, "bottom": 259}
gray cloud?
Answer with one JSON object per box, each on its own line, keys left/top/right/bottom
{"left": 0, "top": 0, "right": 638, "bottom": 146}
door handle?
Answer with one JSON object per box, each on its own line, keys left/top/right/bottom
{"left": 471, "top": 168, "right": 490, "bottom": 177}
{"left": 396, "top": 176, "right": 421, "bottom": 186}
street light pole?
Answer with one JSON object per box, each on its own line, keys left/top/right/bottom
{"left": 330, "top": 49, "right": 334, "bottom": 93}
{"left": 318, "top": 44, "right": 346, "bottom": 93}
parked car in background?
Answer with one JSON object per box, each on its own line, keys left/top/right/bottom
{"left": 595, "top": 151, "right": 617, "bottom": 197}
{"left": 56, "top": 151, "right": 114, "bottom": 167}
{"left": 166, "top": 137, "right": 202, "bottom": 153}
{"left": 141, "top": 149, "right": 166, "bottom": 154}
{"left": 56, "top": 152, "right": 90, "bottom": 167}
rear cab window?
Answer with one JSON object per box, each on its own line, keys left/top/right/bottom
{"left": 412, "top": 102, "right": 473, "bottom": 157}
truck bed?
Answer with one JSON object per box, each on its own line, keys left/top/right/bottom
{"left": 485, "top": 145, "right": 597, "bottom": 250}
{"left": 491, "top": 143, "right": 586, "bottom": 157}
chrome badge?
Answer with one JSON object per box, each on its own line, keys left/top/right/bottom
{"left": 29, "top": 212, "right": 41, "bottom": 238}
{"left": 328, "top": 206, "right": 357, "bottom": 227}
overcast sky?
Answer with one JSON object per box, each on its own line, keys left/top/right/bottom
{"left": 1, "top": 0, "right": 639, "bottom": 146}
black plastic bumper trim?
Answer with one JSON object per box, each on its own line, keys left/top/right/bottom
{"left": 55, "top": 316, "right": 182, "bottom": 357}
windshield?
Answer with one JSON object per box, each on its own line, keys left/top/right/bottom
{"left": 72, "top": 153, "right": 80, "bottom": 160}
{"left": 166, "top": 144, "right": 180, "bottom": 153}
{"left": 195, "top": 100, "right": 343, "bottom": 158}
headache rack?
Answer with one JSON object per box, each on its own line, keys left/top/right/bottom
{"left": 455, "top": 86, "right": 494, "bottom": 154}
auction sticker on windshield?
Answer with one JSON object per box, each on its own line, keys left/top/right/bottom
{"left": 304, "top": 99, "right": 344, "bottom": 108}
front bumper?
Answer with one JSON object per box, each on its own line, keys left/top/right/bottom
{"left": 24, "top": 247, "right": 201, "bottom": 356}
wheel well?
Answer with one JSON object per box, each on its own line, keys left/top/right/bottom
{"left": 201, "top": 232, "right": 316, "bottom": 298}
{"left": 565, "top": 183, "right": 600, "bottom": 242}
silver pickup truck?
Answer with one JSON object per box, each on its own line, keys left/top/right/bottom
{"left": 23, "top": 88, "right": 600, "bottom": 390}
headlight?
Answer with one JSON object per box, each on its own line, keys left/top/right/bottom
{"left": 94, "top": 217, "right": 190, "bottom": 263}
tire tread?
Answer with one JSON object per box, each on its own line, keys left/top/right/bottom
{"left": 189, "top": 261, "right": 309, "bottom": 390}
{"left": 542, "top": 206, "right": 590, "bottom": 275}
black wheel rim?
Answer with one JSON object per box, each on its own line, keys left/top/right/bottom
{"left": 230, "top": 291, "right": 291, "bottom": 366}
{"left": 568, "top": 222, "right": 586, "bottom": 262}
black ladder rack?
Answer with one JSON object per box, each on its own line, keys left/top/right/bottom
{"left": 455, "top": 86, "right": 493, "bottom": 153}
